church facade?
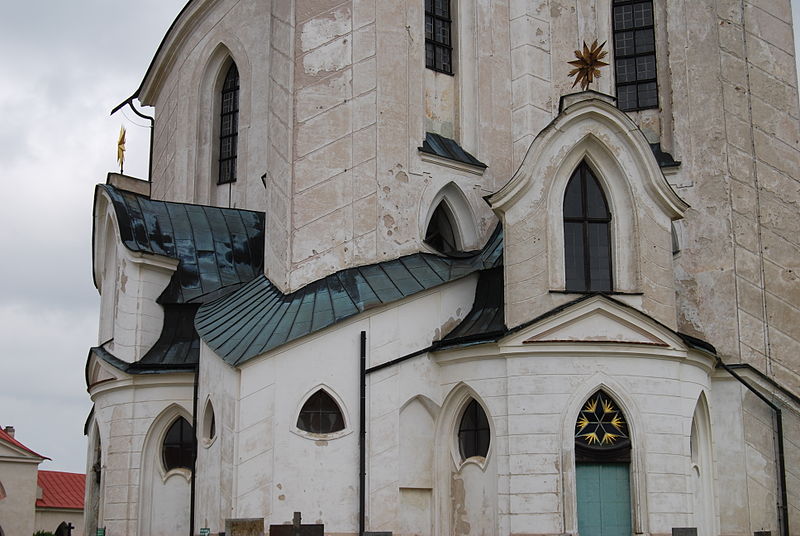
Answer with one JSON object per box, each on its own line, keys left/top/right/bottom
{"left": 84, "top": 1, "right": 800, "bottom": 535}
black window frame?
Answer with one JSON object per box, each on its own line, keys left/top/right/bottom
{"left": 612, "top": 0, "right": 658, "bottom": 111}
{"left": 162, "top": 416, "right": 194, "bottom": 472}
{"left": 425, "top": 0, "right": 454, "bottom": 75}
{"left": 563, "top": 162, "right": 613, "bottom": 293}
{"left": 297, "top": 390, "right": 346, "bottom": 435}
{"left": 218, "top": 62, "right": 239, "bottom": 185}
{"left": 457, "top": 399, "right": 490, "bottom": 460}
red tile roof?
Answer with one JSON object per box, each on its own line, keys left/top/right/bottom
{"left": 36, "top": 471, "right": 85, "bottom": 510}
{"left": 0, "top": 428, "right": 49, "bottom": 460}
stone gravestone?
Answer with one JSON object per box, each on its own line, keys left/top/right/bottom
{"left": 672, "top": 529, "right": 697, "bottom": 536}
{"left": 225, "top": 518, "right": 265, "bottom": 536}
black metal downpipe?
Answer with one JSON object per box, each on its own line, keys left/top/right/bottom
{"left": 190, "top": 365, "right": 199, "bottom": 536}
{"left": 110, "top": 97, "right": 155, "bottom": 181}
{"left": 359, "top": 330, "right": 367, "bottom": 536}
{"left": 718, "top": 361, "right": 789, "bottom": 536}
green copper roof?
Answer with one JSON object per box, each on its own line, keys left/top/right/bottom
{"left": 196, "top": 226, "right": 503, "bottom": 365}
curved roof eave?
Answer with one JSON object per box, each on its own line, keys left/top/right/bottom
{"left": 112, "top": 0, "right": 209, "bottom": 111}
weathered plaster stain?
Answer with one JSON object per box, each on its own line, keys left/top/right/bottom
{"left": 451, "top": 472, "right": 470, "bottom": 535}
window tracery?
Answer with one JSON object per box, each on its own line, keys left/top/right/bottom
{"left": 575, "top": 391, "right": 630, "bottom": 463}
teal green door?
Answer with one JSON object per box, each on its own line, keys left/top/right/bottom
{"left": 576, "top": 463, "right": 632, "bottom": 536}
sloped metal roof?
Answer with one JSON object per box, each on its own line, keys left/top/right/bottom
{"left": 98, "top": 184, "right": 265, "bottom": 304}
{"left": 419, "top": 132, "right": 487, "bottom": 168}
{"left": 436, "top": 266, "right": 505, "bottom": 348}
{"left": 196, "top": 226, "right": 503, "bottom": 365}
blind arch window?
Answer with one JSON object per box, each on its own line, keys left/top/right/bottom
{"left": 218, "top": 62, "right": 239, "bottom": 184}
{"left": 564, "top": 162, "right": 613, "bottom": 292}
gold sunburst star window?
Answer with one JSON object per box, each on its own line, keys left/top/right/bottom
{"left": 575, "top": 391, "right": 630, "bottom": 449}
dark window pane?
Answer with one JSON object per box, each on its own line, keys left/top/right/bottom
{"left": 638, "top": 82, "right": 658, "bottom": 108}
{"left": 425, "top": 0, "right": 433, "bottom": 13}
{"left": 635, "top": 29, "right": 655, "bottom": 54}
{"left": 616, "top": 58, "right": 637, "bottom": 83}
{"left": 617, "top": 85, "right": 637, "bottom": 110}
{"left": 297, "top": 390, "right": 345, "bottom": 434}
{"left": 636, "top": 54, "right": 656, "bottom": 80}
{"left": 425, "top": 14, "right": 433, "bottom": 40}
{"left": 585, "top": 173, "right": 610, "bottom": 219}
{"left": 425, "top": 203, "right": 458, "bottom": 254}
{"left": 614, "top": 5, "right": 633, "bottom": 30}
{"left": 614, "top": 31, "right": 635, "bottom": 56}
{"left": 633, "top": 2, "right": 653, "bottom": 26}
{"left": 162, "top": 417, "right": 194, "bottom": 471}
{"left": 588, "top": 223, "right": 612, "bottom": 291}
{"left": 425, "top": 0, "right": 453, "bottom": 74}
{"left": 564, "top": 222, "right": 586, "bottom": 291}
{"left": 564, "top": 171, "right": 583, "bottom": 218}
{"left": 426, "top": 42, "right": 435, "bottom": 69}
{"left": 458, "top": 400, "right": 490, "bottom": 460}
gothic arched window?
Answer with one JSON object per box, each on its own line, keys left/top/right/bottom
{"left": 162, "top": 417, "right": 194, "bottom": 472}
{"left": 424, "top": 202, "right": 459, "bottom": 255}
{"left": 297, "top": 390, "right": 345, "bottom": 434}
{"left": 575, "top": 391, "right": 631, "bottom": 461}
{"left": 218, "top": 62, "right": 239, "bottom": 184}
{"left": 564, "top": 162, "right": 612, "bottom": 292}
{"left": 458, "top": 399, "right": 490, "bottom": 460}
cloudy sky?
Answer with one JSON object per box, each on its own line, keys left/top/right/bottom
{"left": 1, "top": 1, "right": 799, "bottom": 474}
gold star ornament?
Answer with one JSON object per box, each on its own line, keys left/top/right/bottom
{"left": 568, "top": 40, "right": 609, "bottom": 91}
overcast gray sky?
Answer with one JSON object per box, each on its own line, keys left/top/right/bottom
{"left": 1, "top": 1, "right": 799, "bottom": 474}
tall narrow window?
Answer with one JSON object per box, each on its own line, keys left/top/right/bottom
{"left": 218, "top": 62, "right": 239, "bottom": 184}
{"left": 162, "top": 417, "right": 194, "bottom": 472}
{"left": 564, "top": 163, "right": 612, "bottom": 292}
{"left": 425, "top": 0, "right": 453, "bottom": 74}
{"left": 612, "top": 0, "right": 658, "bottom": 111}
{"left": 458, "top": 399, "right": 490, "bottom": 460}
{"left": 297, "top": 390, "right": 345, "bottom": 434}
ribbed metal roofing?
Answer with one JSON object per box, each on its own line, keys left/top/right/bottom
{"left": 196, "top": 226, "right": 503, "bottom": 365}
{"left": 437, "top": 266, "right": 505, "bottom": 348}
{"left": 98, "top": 184, "right": 265, "bottom": 304}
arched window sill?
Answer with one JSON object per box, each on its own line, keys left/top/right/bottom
{"left": 456, "top": 455, "right": 489, "bottom": 472}
{"left": 290, "top": 427, "right": 353, "bottom": 443}
{"left": 160, "top": 467, "right": 191, "bottom": 484}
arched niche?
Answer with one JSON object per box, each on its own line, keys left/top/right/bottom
{"left": 138, "top": 404, "right": 193, "bottom": 536}
{"left": 691, "top": 392, "right": 717, "bottom": 536}
{"left": 561, "top": 375, "right": 649, "bottom": 536}
{"left": 489, "top": 95, "right": 688, "bottom": 296}
{"left": 433, "top": 383, "right": 497, "bottom": 536}
{"left": 420, "top": 182, "right": 478, "bottom": 253}
{"left": 191, "top": 39, "right": 252, "bottom": 207}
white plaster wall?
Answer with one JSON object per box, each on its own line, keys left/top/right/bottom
{"left": 232, "top": 276, "right": 478, "bottom": 531}
{"left": 195, "top": 342, "right": 239, "bottom": 533}
{"left": 88, "top": 376, "right": 194, "bottom": 536}
{"left": 35, "top": 509, "right": 84, "bottom": 536}
{"left": 141, "top": 0, "right": 271, "bottom": 215}
{"left": 0, "top": 458, "right": 39, "bottom": 536}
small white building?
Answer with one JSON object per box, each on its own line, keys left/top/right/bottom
{"left": 84, "top": 1, "right": 800, "bottom": 535}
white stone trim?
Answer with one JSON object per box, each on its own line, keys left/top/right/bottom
{"left": 418, "top": 150, "right": 486, "bottom": 175}
{"left": 419, "top": 181, "right": 479, "bottom": 251}
{"left": 290, "top": 384, "right": 352, "bottom": 441}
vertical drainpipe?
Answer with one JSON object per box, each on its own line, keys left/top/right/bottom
{"left": 718, "top": 361, "right": 789, "bottom": 536}
{"left": 190, "top": 365, "right": 199, "bottom": 536}
{"left": 359, "top": 330, "right": 367, "bottom": 536}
